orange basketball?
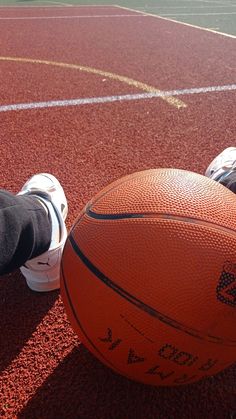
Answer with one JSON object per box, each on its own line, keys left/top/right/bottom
{"left": 61, "top": 169, "right": 236, "bottom": 386}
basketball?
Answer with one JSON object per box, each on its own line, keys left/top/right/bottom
{"left": 61, "top": 168, "right": 236, "bottom": 386}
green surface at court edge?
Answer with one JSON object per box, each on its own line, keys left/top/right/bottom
{"left": 0, "top": 0, "right": 236, "bottom": 36}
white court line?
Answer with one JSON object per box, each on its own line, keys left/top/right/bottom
{"left": 39, "top": 0, "right": 72, "bottom": 6}
{"left": 162, "top": 12, "right": 236, "bottom": 16}
{"left": 115, "top": 5, "right": 236, "bottom": 38}
{"left": 0, "top": 14, "right": 145, "bottom": 20}
{"left": 1, "top": 83, "right": 235, "bottom": 113}
{"left": 0, "top": 4, "right": 117, "bottom": 7}
{"left": 198, "top": 0, "right": 231, "bottom": 4}
{"left": 138, "top": 5, "right": 236, "bottom": 8}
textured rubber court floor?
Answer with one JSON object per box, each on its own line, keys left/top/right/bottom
{"left": 0, "top": 4, "right": 235, "bottom": 418}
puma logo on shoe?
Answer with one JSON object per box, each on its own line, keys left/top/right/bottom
{"left": 38, "top": 258, "right": 51, "bottom": 267}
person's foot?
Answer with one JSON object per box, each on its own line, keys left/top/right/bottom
{"left": 18, "top": 173, "right": 68, "bottom": 292}
{"left": 205, "top": 147, "right": 236, "bottom": 193}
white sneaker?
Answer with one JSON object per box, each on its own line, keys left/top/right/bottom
{"left": 18, "top": 173, "right": 68, "bottom": 292}
{"left": 205, "top": 147, "right": 236, "bottom": 193}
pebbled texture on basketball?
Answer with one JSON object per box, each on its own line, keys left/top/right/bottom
{"left": 61, "top": 169, "right": 236, "bottom": 386}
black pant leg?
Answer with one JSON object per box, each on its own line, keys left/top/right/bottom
{"left": 0, "top": 190, "right": 51, "bottom": 275}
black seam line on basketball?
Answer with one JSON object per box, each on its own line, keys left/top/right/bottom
{"left": 86, "top": 209, "right": 236, "bottom": 237}
{"left": 69, "top": 234, "right": 236, "bottom": 347}
{"left": 87, "top": 208, "right": 143, "bottom": 219}
{"left": 61, "top": 261, "right": 136, "bottom": 382}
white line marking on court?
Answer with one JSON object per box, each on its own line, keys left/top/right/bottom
{"left": 115, "top": 5, "right": 236, "bottom": 38}
{"left": 39, "top": 0, "right": 72, "bottom": 6}
{"left": 162, "top": 12, "right": 236, "bottom": 16}
{"left": 0, "top": 4, "right": 119, "bottom": 8}
{"left": 1, "top": 84, "right": 235, "bottom": 113}
{"left": 198, "top": 0, "right": 231, "bottom": 4}
{"left": 138, "top": 5, "right": 236, "bottom": 8}
{"left": 0, "top": 14, "right": 145, "bottom": 20}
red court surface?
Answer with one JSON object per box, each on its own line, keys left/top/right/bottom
{"left": 0, "top": 5, "right": 235, "bottom": 419}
